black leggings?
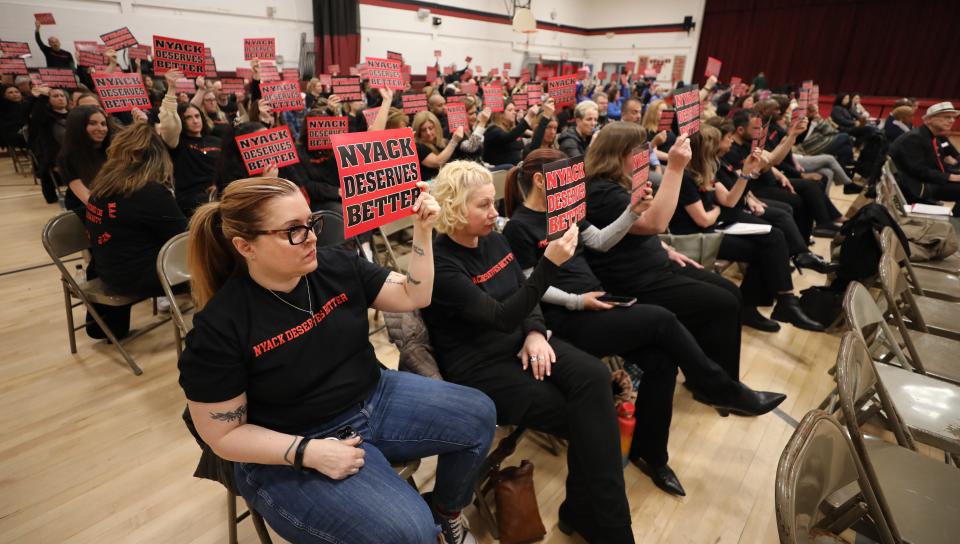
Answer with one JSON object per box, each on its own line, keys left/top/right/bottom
{"left": 445, "top": 338, "right": 631, "bottom": 531}
{"left": 614, "top": 263, "right": 743, "bottom": 379}
{"left": 752, "top": 177, "right": 837, "bottom": 237}
{"left": 924, "top": 182, "right": 960, "bottom": 215}
{"left": 718, "top": 228, "right": 793, "bottom": 307}
{"left": 722, "top": 203, "right": 807, "bottom": 255}
{"left": 546, "top": 304, "right": 740, "bottom": 466}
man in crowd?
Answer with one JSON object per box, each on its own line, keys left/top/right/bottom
{"left": 890, "top": 101, "right": 960, "bottom": 215}
{"left": 34, "top": 19, "right": 75, "bottom": 68}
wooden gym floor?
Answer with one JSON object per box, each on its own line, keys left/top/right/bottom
{"left": 0, "top": 157, "right": 855, "bottom": 543}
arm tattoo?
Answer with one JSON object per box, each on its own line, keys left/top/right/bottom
{"left": 283, "top": 436, "right": 299, "bottom": 465}
{"left": 209, "top": 404, "right": 247, "bottom": 423}
{"left": 411, "top": 244, "right": 425, "bottom": 257}
{"left": 406, "top": 273, "right": 422, "bottom": 286}
{"left": 384, "top": 272, "right": 405, "bottom": 285}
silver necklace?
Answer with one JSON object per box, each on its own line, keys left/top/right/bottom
{"left": 265, "top": 277, "right": 314, "bottom": 316}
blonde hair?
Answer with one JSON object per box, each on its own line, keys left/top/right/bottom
{"left": 432, "top": 160, "right": 493, "bottom": 234}
{"left": 412, "top": 110, "right": 447, "bottom": 152}
{"left": 641, "top": 99, "right": 665, "bottom": 133}
{"left": 90, "top": 122, "right": 173, "bottom": 198}
{"left": 386, "top": 107, "right": 409, "bottom": 129}
{"left": 574, "top": 100, "right": 598, "bottom": 119}
{"left": 490, "top": 100, "right": 516, "bottom": 131}
{"left": 687, "top": 124, "right": 720, "bottom": 189}
{"left": 188, "top": 177, "right": 300, "bottom": 308}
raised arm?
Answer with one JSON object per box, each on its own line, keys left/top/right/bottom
{"left": 158, "top": 70, "right": 184, "bottom": 148}
{"left": 629, "top": 134, "right": 692, "bottom": 234}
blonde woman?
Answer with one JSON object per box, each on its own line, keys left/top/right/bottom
{"left": 412, "top": 110, "right": 464, "bottom": 181}
{"left": 423, "top": 160, "right": 637, "bottom": 542}
{"left": 179, "top": 176, "right": 493, "bottom": 544}
{"left": 641, "top": 98, "right": 675, "bottom": 163}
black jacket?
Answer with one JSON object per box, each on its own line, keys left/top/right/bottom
{"left": 889, "top": 124, "right": 953, "bottom": 200}
{"left": 557, "top": 126, "right": 590, "bottom": 158}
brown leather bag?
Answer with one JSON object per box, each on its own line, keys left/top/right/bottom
{"left": 493, "top": 460, "right": 546, "bottom": 544}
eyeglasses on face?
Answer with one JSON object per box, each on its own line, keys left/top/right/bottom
{"left": 253, "top": 213, "right": 325, "bottom": 245}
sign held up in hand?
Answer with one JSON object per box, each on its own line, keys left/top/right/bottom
{"left": 657, "top": 108, "right": 675, "bottom": 133}
{"left": 544, "top": 156, "right": 587, "bottom": 241}
{"left": 365, "top": 57, "right": 404, "bottom": 90}
{"left": 673, "top": 85, "right": 701, "bottom": 136}
{"left": 100, "top": 27, "right": 138, "bottom": 50}
{"left": 0, "top": 58, "right": 28, "bottom": 75}
{"left": 332, "top": 75, "right": 362, "bottom": 101}
{"left": 244, "top": 38, "right": 276, "bottom": 60}
{"left": 92, "top": 72, "right": 150, "bottom": 113}
{"left": 260, "top": 80, "right": 304, "bottom": 112}
{"left": 445, "top": 102, "right": 469, "bottom": 132}
{"left": 482, "top": 85, "right": 504, "bottom": 112}
{"left": 128, "top": 44, "right": 151, "bottom": 60}
{"left": 235, "top": 126, "right": 299, "bottom": 176}
{"left": 35, "top": 13, "right": 56, "bottom": 25}
{"left": 331, "top": 128, "right": 424, "bottom": 238}
{"left": 39, "top": 68, "right": 78, "bottom": 89}
{"left": 153, "top": 35, "right": 205, "bottom": 77}
{"left": 306, "top": 116, "right": 348, "bottom": 151}
{"left": 704, "top": 56, "right": 722, "bottom": 79}
{"left": 547, "top": 75, "right": 577, "bottom": 108}
{"left": 0, "top": 41, "right": 31, "bottom": 58}
{"left": 402, "top": 93, "right": 428, "bottom": 115}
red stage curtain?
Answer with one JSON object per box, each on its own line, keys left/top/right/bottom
{"left": 313, "top": 0, "right": 361, "bottom": 76}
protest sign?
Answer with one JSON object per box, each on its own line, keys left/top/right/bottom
{"left": 365, "top": 57, "right": 404, "bottom": 90}
{"left": 446, "top": 102, "right": 469, "bottom": 132}
{"left": 259, "top": 60, "right": 280, "bottom": 81}
{"left": 92, "top": 72, "right": 150, "bottom": 113}
{"left": 482, "top": 85, "right": 504, "bottom": 112}
{"left": 306, "top": 116, "right": 348, "bottom": 151}
{"left": 362, "top": 107, "right": 380, "bottom": 127}
{"left": 204, "top": 54, "right": 218, "bottom": 78}
{"left": 0, "top": 41, "right": 31, "bottom": 58}
{"left": 260, "top": 80, "right": 304, "bottom": 112}
{"left": 236, "top": 67, "right": 253, "bottom": 80}
{"left": 0, "top": 58, "right": 28, "bottom": 75}
{"left": 461, "top": 82, "right": 478, "bottom": 95}
{"left": 75, "top": 42, "right": 105, "bottom": 67}
{"left": 220, "top": 78, "right": 245, "bottom": 95}
{"left": 637, "top": 56, "right": 649, "bottom": 73}
{"left": 547, "top": 74, "right": 576, "bottom": 107}
{"left": 39, "top": 68, "right": 78, "bottom": 88}
{"left": 503, "top": 62, "right": 511, "bottom": 71}
{"left": 282, "top": 68, "right": 299, "bottom": 81}
{"left": 630, "top": 146, "right": 650, "bottom": 191}
{"left": 657, "top": 108, "right": 675, "bottom": 132}
{"left": 244, "top": 38, "right": 275, "bottom": 60}
{"left": 328, "top": 64, "right": 340, "bottom": 75}
{"left": 446, "top": 93, "right": 467, "bottom": 104}
{"left": 811, "top": 85, "right": 820, "bottom": 108}
{"left": 29, "top": 72, "right": 44, "bottom": 88}
{"left": 401, "top": 93, "right": 428, "bottom": 115}
{"left": 100, "top": 27, "right": 138, "bottom": 50}
{"left": 512, "top": 92, "right": 528, "bottom": 110}
{"left": 332, "top": 75, "right": 362, "bottom": 101}
{"left": 426, "top": 66, "right": 438, "bottom": 80}
{"left": 235, "top": 125, "right": 298, "bottom": 175}
{"left": 527, "top": 82, "right": 543, "bottom": 106}
{"left": 576, "top": 68, "right": 589, "bottom": 81}
{"left": 387, "top": 51, "right": 403, "bottom": 62}
{"left": 543, "top": 156, "right": 587, "bottom": 241}
{"left": 704, "top": 56, "right": 722, "bottom": 79}
{"left": 331, "top": 127, "right": 424, "bottom": 238}
{"left": 625, "top": 60, "right": 636, "bottom": 75}
{"left": 153, "top": 35, "right": 204, "bottom": 77}
{"left": 175, "top": 78, "right": 196, "bottom": 94}
{"left": 34, "top": 13, "right": 56, "bottom": 25}
{"left": 434, "top": 50, "right": 441, "bottom": 58}
{"left": 128, "top": 44, "right": 151, "bottom": 60}
{"left": 673, "top": 85, "right": 701, "bottom": 136}
{"left": 537, "top": 64, "right": 555, "bottom": 79}
{"left": 672, "top": 55, "right": 686, "bottom": 82}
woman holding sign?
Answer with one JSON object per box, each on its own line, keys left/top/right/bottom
{"left": 412, "top": 110, "right": 464, "bottom": 181}
{"left": 424, "top": 161, "right": 636, "bottom": 542}
{"left": 483, "top": 100, "right": 535, "bottom": 167}
{"left": 179, "top": 177, "right": 493, "bottom": 544}
{"left": 159, "top": 70, "right": 222, "bottom": 217}
{"left": 502, "top": 149, "right": 787, "bottom": 495}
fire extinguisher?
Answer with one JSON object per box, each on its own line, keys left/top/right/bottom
{"left": 618, "top": 401, "right": 636, "bottom": 467}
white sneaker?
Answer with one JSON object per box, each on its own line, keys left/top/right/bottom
{"left": 157, "top": 296, "right": 172, "bottom": 313}
{"left": 438, "top": 511, "right": 476, "bottom": 544}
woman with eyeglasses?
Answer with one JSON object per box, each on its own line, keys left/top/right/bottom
{"left": 159, "top": 70, "right": 222, "bottom": 218}
{"left": 178, "top": 177, "right": 494, "bottom": 544}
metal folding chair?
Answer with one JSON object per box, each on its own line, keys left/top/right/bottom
{"left": 878, "top": 226, "right": 960, "bottom": 302}
{"left": 877, "top": 249, "right": 960, "bottom": 341}
{"left": 157, "top": 232, "right": 192, "bottom": 357}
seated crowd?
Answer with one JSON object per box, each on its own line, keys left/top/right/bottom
{"left": 5, "top": 17, "right": 960, "bottom": 544}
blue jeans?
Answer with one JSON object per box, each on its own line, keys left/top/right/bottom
{"left": 235, "top": 370, "right": 496, "bottom": 544}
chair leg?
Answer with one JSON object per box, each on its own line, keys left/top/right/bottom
{"left": 249, "top": 506, "right": 273, "bottom": 544}
{"left": 227, "top": 490, "right": 239, "bottom": 544}
{"left": 62, "top": 281, "right": 77, "bottom": 354}
{"left": 83, "top": 301, "right": 144, "bottom": 375}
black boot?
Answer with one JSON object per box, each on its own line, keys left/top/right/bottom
{"left": 690, "top": 381, "right": 787, "bottom": 417}
{"left": 792, "top": 252, "right": 840, "bottom": 275}
{"left": 558, "top": 501, "right": 635, "bottom": 543}
{"left": 629, "top": 457, "right": 686, "bottom": 496}
{"left": 771, "top": 294, "right": 825, "bottom": 331}
{"left": 741, "top": 306, "right": 780, "bottom": 332}
{"left": 843, "top": 182, "right": 864, "bottom": 194}
{"left": 812, "top": 223, "right": 840, "bottom": 238}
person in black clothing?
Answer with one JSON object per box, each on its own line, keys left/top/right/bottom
{"left": 159, "top": 70, "right": 222, "bottom": 217}
{"left": 34, "top": 18, "right": 75, "bottom": 68}
{"left": 294, "top": 100, "right": 349, "bottom": 213}
{"left": 412, "top": 110, "right": 464, "bottom": 181}
{"left": 883, "top": 104, "right": 914, "bottom": 144}
{"left": 427, "top": 93, "right": 451, "bottom": 138}
{"left": 584, "top": 122, "right": 746, "bottom": 380}
{"left": 58, "top": 105, "right": 115, "bottom": 212}
{"left": 889, "top": 101, "right": 960, "bottom": 215}
{"left": 179, "top": 176, "right": 493, "bottom": 544}
{"left": 0, "top": 85, "right": 30, "bottom": 150}
{"left": 502, "top": 149, "right": 787, "bottom": 495}
{"left": 557, "top": 100, "right": 598, "bottom": 158}
{"left": 424, "top": 160, "right": 635, "bottom": 542}
{"left": 671, "top": 125, "right": 825, "bottom": 332}
{"left": 831, "top": 93, "right": 881, "bottom": 142}
{"left": 28, "top": 86, "right": 70, "bottom": 204}
{"left": 482, "top": 101, "right": 534, "bottom": 168}
{"left": 522, "top": 98, "right": 559, "bottom": 158}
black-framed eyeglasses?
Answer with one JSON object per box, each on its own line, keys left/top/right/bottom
{"left": 253, "top": 213, "right": 324, "bottom": 245}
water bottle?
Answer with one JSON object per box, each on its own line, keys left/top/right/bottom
{"left": 74, "top": 264, "right": 85, "bottom": 284}
{"left": 617, "top": 401, "right": 636, "bottom": 467}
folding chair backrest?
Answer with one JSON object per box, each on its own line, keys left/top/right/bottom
{"left": 775, "top": 410, "right": 864, "bottom": 544}
{"left": 377, "top": 214, "right": 413, "bottom": 239}
{"left": 877, "top": 249, "right": 928, "bottom": 331}
{"left": 42, "top": 211, "right": 89, "bottom": 260}
{"left": 157, "top": 232, "right": 191, "bottom": 337}
{"left": 314, "top": 210, "right": 347, "bottom": 247}
{"left": 878, "top": 226, "right": 927, "bottom": 296}
{"left": 842, "top": 281, "right": 920, "bottom": 373}
{"left": 491, "top": 169, "right": 507, "bottom": 202}
{"left": 834, "top": 334, "right": 907, "bottom": 544}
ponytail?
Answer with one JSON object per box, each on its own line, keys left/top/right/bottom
{"left": 503, "top": 164, "right": 523, "bottom": 218}
{"left": 187, "top": 177, "right": 300, "bottom": 309}
{"left": 504, "top": 149, "right": 568, "bottom": 217}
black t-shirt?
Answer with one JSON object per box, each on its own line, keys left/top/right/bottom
{"left": 416, "top": 142, "right": 440, "bottom": 181}
{"left": 84, "top": 183, "right": 187, "bottom": 290}
{"left": 423, "top": 233, "right": 554, "bottom": 379}
{"left": 669, "top": 171, "right": 717, "bottom": 234}
{"left": 59, "top": 147, "right": 107, "bottom": 212}
{"left": 296, "top": 146, "right": 341, "bottom": 206}
{"left": 178, "top": 247, "right": 390, "bottom": 435}
{"left": 725, "top": 140, "right": 776, "bottom": 188}
{"left": 584, "top": 176, "right": 670, "bottom": 290}
{"left": 765, "top": 123, "right": 800, "bottom": 178}
{"left": 503, "top": 204, "right": 603, "bottom": 296}
{"left": 172, "top": 133, "right": 221, "bottom": 203}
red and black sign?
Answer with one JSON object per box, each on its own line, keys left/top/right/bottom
{"left": 306, "top": 116, "right": 348, "bottom": 151}
{"left": 100, "top": 27, "right": 138, "bottom": 50}
{"left": 244, "top": 38, "right": 276, "bottom": 60}
{"left": 637, "top": 56, "right": 649, "bottom": 73}
{"left": 446, "top": 102, "right": 469, "bottom": 132}
{"left": 220, "top": 78, "right": 245, "bottom": 95}
{"left": 328, "top": 64, "right": 340, "bottom": 75}
{"left": 34, "top": 13, "right": 56, "bottom": 25}
{"left": 625, "top": 61, "right": 636, "bottom": 75}
{"left": 672, "top": 55, "right": 686, "bottom": 83}
{"left": 128, "top": 44, "right": 152, "bottom": 60}
{"left": 0, "top": 41, "right": 31, "bottom": 58}
{"left": 0, "top": 58, "right": 28, "bottom": 75}
{"left": 527, "top": 82, "right": 543, "bottom": 106}
{"left": 402, "top": 93, "right": 428, "bottom": 115}
{"left": 331, "top": 128, "right": 423, "bottom": 238}
{"left": 259, "top": 61, "right": 280, "bottom": 81}
{"left": 174, "top": 78, "right": 196, "bottom": 94}
{"left": 236, "top": 67, "right": 253, "bottom": 80}
{"left": 153, "top": 35, "right": 205, "bottom": 77}
{"left": 673, "top": 85, "right": 700, "bottom": 136}
{"left": 547, "top": 75, "right": 577, "bottom": 108}
{"left": 38, "top": 68, "right": 77, "bottom": 89}
{"left": 387, "top": 51, "right": 403, "bottom": 62}
{"left": 362, "top": 106, "right": 380, "bottom": 127}
{"left": 235, "top": 126, "right": 299, "bottom": 176}
{"left": 461, "top": 82, "right": 477, "bottom": 96}
{"left": 332, "top": 75, "right": 362, "bottom": 102}
{"left": 512, "top": 92, "right": 528, "bottom": 110}
{"left": 260, "top": 80, "right": 304, "bottom": 112}
{"left": 282, "top": 68, "right": 299, "bottom": 81}
{"left": 544, "top": 155, "right": 587, "bottom": 241}
{"left": 657, "top": 108, "right": 675, "bottom": 132}
{"left": 426, "top": 66, "right": 438, "bottom": 80}
{"left": 365, "top": 57, "right": 404, "bottom": 90}
{"left": 482, "top": 85, "right": 504, "bottom": 112}
{"left": 92, "top": 72, "right": 150, "bottom": 113}
{"left": 630, "top": 146, "right": 650, "bottom": 189}
{"left": 318, "top": 74, "right": 332, "bottom": 86}
{"left": 704, "top": 56, "right": 722, "bottom": 79}
{"left": 204, "top": 54, "right": 218, "bottom": 79}
{"left": 75, "top": 41, "right": 105, "bottom": 67}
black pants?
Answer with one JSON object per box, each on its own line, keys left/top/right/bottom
{"left": 615, "top": 263, "right": 743, "bottom": 380}
{"left": 546, "top": 304, "right": 740, "bottom": 466}
{"left": 718, "top": 228, "right": 793, "bottom": 307}
{"left": 445, "top": 338, "right": 631, "bottom": 531}
{"left": 752, "top": 177, "right": 836, "bottom": 237}
{"left": 723, "top": 203, "right": 807, "bottom": 255}
{"left": 825, "top": 133, "right": 855, "bottom": 167}
{"left": 924, "top": 182, "right": 960, "bottom": 215}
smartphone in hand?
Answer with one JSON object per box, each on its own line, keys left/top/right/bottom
{"left": 596, "top": 295, "right": 637, "bottom": 307}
